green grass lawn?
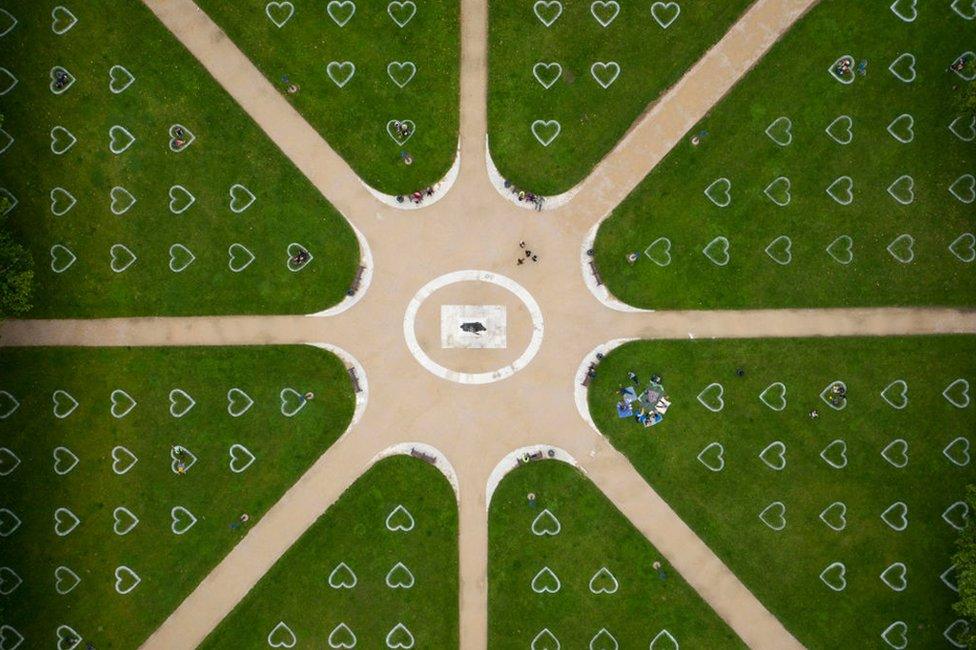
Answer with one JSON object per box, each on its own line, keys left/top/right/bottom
{"left": 594, "top": 1, "right": 976, "bottom": 309}
{"left": 195, "top": 0, "right": 460, "bottom": 196}
{"left": 488, "top": 459, "right": 744, "bottom": 649}
{"left": 0, "top": 0, "right": 360, "bottom": 318}
{"left": 588, "top": 336, "right": 976, "bottom": 649}
{"left": 0, "top": 345, "right": 355, "bottom": 648}
{"left": 201, "top": 454, "right": 458, "bottom": 649}
{"left": 487, "top": 0, "right": 752, "bottom": 195}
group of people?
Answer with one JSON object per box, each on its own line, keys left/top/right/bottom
{"left": 810, "top": 382, "right": 847, "bottom": 418}
{"left": 950, "top": 55, "right": 971, "bottom": 73}
{"left": 616, "top": 371, "right": 671, "bottom": 428}
{"left": 517, "top": 240, "right": 539, "bottom": 265}
{"left": 290, "top": 246, "right": 311, "bottom": 268}
{"left": 398, "top": 185, "right": 437, "bottom": 205}
{"left": 834, "top": 56, "right": 868, "bottom": 78}
{"left": 52, "top": 68, "right": 71, "bottom": 90}
{"left": 502, "top": 180, "right": 545, "bottom": 211}
{"left": 171, "top": 126, "right": 189, "bottom": 151}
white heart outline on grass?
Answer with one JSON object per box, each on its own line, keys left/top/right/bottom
{"left": 55, "top": 565, "right": 81, "bottom": 594}
{"left": 50, "top": 66, "right": 75, "bottom": 94}
{"left": 942, "top": 564, "right": 959, "bottom": 592}
{"left": 385, "top": 561, "right": 415, "bottom": 589}
{"left": 590, "top": 61, "right": 620, "bottom": 89}
{"left": 589, "top": 628, "right": 617, "bottom": 650}
{"left": 531, "top": 508, "right": 561, "bottom": 536}
{"left": 51, "top": 6, "right": 78, "bottom": 34}
{"left": 650, "top": 1, "right": 680, "bottom": 29}
{"left": 532, "top": 62, "right": 562, "bottom": 89}
{"left": 886, "top": 234, "right": 915, "bottom": 264}
{"left": 110, "top": 186, "right": 137, "bottom": 215}
{"left": 326, "top": 0, "right": 356, "bottom": 27}
{"left": 170, "top": 445, "right": 197, "bottom": 474}
{"left": 819, "top": 561, "right": 847, "bottom": 591}
{"left": 168, "top": 124, "right": 196, "bottom": 152}
{"left": 110, "top": 388, "right": 136, "bottom": 418}
{"left": 0, "top": 448, "right": 20, "bottom": 477}
{"left": 328, "top": 623, "right": 357, "bottom": 649}
{"left": 949, "top": 174, "right": 976, "bottom": 204}
{"left": 888, "top": 53, "right": 916, "bottom": 83}
{"left": 386, "top": 119, "right": 415, "bottom": 145}
{"left": 886, "top": 113, "right": 914, "bottom": 143}
{"left": 50, "top": 245, "right": 77, "bottom": 274}
{"left": 387, "top": 61, "right": 416, "bottom": 88}
{"left": 50, "top": 187, "right": 77, "bottom": 216}
{"left": 228, "top": 244, "right": 256, "bottom": 272}
{"left": 943, "top": 378, "right": 970, "bottom": 408}
{"left": 889, "top": 0, "right": 917, "bottom": 22}
{"left": 943, "top": 437, "right": 970, "bottom": 467}
{"left": 881, "top": 438, "right": 909, "bottom": 468}
{"left": 387, "top": 1, "right": 417, "bottom": 27}
{"left": 696, "top": 382, "right": 724, "bottom": 412}
{"left": 169, "top": 243, "right": 196, "bottom": 273}
{"left": 0, "top": 626, "right": 22, "bottom": 650}
{"left": 169, "top": 388, "right": 196, "bottom": 417}
{"left": 265, "top": 1, "right": 295, "bottom": 28}
{"left": 533, "top": 1, "right": 562, "bottom": 27}
{"left": 949, "top": 233, "right": 975, "bottom": 263}
{"left": 531, "top": 566, "right": 561, "bottom": 593}
{"left": 228, "top": 183, "right": 256, "bottom": 213}
{"left": 826, "top": 235, "right": 854, "bottom": 265}
{"left": 110, "top": 244, "right": 137, "bottom": 273}
{"left": 52, "top": 446, "right": 79, "bottom": 476}
{"left": 168, "top": 185, "right": 196, "bottom": 214}
{"left": 945, "top": 620, "right": 970, "bottom": 649}
{"left": 759, "top": 441, "right": 787, "bottom": 471}
{"left": 0, "top": 127, "right": 12, "bottom": 155}
{"left": 643, "top": 237, "right": 672, "bottom": 267}
{"left": 0, "top": 568, "right": 20, "bottom": 595}
{"left": 943, "top": 501, "right": 970, "bottom": 530}
{"left": 758, "top": 501, "right": 786, "bottom": 531}
{"left": 385, "top": 622, "right": 415, "bottom": 650}
{"left": 228, "top": 443, "right": 256, "bottom": 473}
{"left": 881, "top": 621, "right": 908, "bottom": 650}
{"left": 531, "top": 120, "right": 561, "bottom": 147}
{"left": 54, "top": 506, "right": 80, "bottom": 537}
{"left": 819, "top": 380, "right": 847, "bottom": 410}
{"left": 279, "top": 387, "right": 307, "bottom": 416}
{"left": 112, "top": 506, "right": 139, "bottom": 536}
{"left": 52, "top": 389, "right": 79, "bottom": 418}
{"left": 588, "top": 566, "right": 619, "bottom": 594}
{"left": 170, "top": 506, "right": 197, "bottom": 535}
{"left": 0, "top": 391, "right": 19, "bottom": 420}
{"left": 0, "top": 8, "right": 18, "bottom": 38}
{"left": 0, "top": 508, "right": 21, "bottom": 537}
{"left": 57, "top": 625, "right": 82, "bottom": 650}
{"left": 649, "top": 630, "right": 678, "bottom": 649}
{"left": 825, "top": 115, "right": 853, "bottom": 145}
{"left": 108, "top": 125, "right": 136, "bottom": 155}
{"left": 704, "top": 178, "right": 732, "bottom": 207}
{"left": 702, "top": 236, "right": 730, "bottom": 266}
{"left": 286, "top": 243, "right": 314, "bottom": 271}
{"left": 108, "top": 64, "right": 135, "bottom": 94}
{"left": 226, "top": 387, "right": 254, "bottom": 416}
{"left": 819, "top": 439, "right": 847, "bottom": 469}
{"left": 828, "top": 55, "right": 856, "bottom": 84}
{"left": 880, "top": 562, "right": 908, "bottom": 591}
{"left": 385, "top": 504, "right": 415, "bottom": 531}
{"left": 328, "top": 562, "right": 358, "bottom": 589}
{"left": 949, "top": 115, "right": 976, "bottom": 142}
{"left": 590, "top": 1, "right": 619, "bottom": 27}
{"left": 880, "top": 380, "right": 909, "bottom": 409}
{"left": 951, "top": 52, "right": 976, "bottom": 81}
{"left": 764, "top": 116, "right": 792, "bottom": 146}
{"left": 267, "top": 621, "right": 297, "bottom": 648}
{"left": 881, "top": 501, "right": 909, "bottom": 531}
{"left": 952, "top": 0, "right": 976, "bottom": 19}
{"left": 326, "top": 61, "right": 356, "bottom": 88}
{"left": 50, "top": 125, "right": 77, "bottom": 155}
{"left": 114, "top": 565, "right": 140, "bottom": 595}
{"left": 825, "top": 176, "right": 854, "bottom": 205}
{"left": 764, "top": 235, "right": 792, "bottom": 265}
{"left": 763, "top": 176, "right": 791, "bottom": 206}
{"left": 759, "top": 382, "right": 787, "bottom": 411}
{"left": 111, "top": 445, "right": 138, "bottom": 475}
{"left": 696, "top": 442, "right": 725, "bottom": 472}
{"left": 0, "top": 67, "right": 18, "bottom": 96}
{"left": 819, "top": 501, "right": 847, "bottom": 531}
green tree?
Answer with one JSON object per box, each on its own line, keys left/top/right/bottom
{"left": 953, "top": 484, "right": 976, "bottom": 648}
{"left": 0, "top": 196, "right": 34, "bottom": 318}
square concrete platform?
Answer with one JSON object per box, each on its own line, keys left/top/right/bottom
{"left": 441, "top": 305, "right": 507, "bottom": 349}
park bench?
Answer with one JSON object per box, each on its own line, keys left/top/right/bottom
{"left": 347, "top": 367, "right": 362, "bottom": 393}
{"left": 347, "top": 265, "right": 367, "bottom": 296}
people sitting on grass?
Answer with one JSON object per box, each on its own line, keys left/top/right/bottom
{"left": 392, "top": 120, "right": 413, "bottom": 139}
{"left": 615, "top": 371, "right": 670, "bottom": 427}
{"left": 53, "top": 68, "right": 70, "bottom": 90}
{"left": 171, "top": 126, "right": 188, "bottom": 151}
{"left": 291, "top": 247, "right": 310, "bottom": 267}
{"left": 835, "top": 56, "right": 854, "bottom": 78}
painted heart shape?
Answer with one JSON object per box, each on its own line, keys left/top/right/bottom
{"left": 949, "top": 232, "right": 976, "bottom": 263}
{"left": 385, "top": 623, "right": 415, "bottom": 649}
{"left": 228, "top": 443, "right": 256, "bottom": 473}
{"left": 51, "top": 5, "right": 78, "bottom": 34}
{"left": 882, "top": 622, "right": 908, "bottom": 649}
{"left": 943, "top": 564, "right": 959, "bottom": 592}
{"left": 764, "top": 235, "right": 792, "bottom": 265}
{"left": 110, "top": 244, "right": 137, "bottom": 273}
{"left": 589, "top": 628, "right": 618, "bottom": 650}
{"left": 758, "top": 382, "right": 787, "bottom": 411}
{"left": 55, "top": 565, "right": 80, "bottom": 594}
{"left": 50, "top": 187, "right": 77, "bottom": 216}
{"left": 819, "top": 561, "right": 846, "bottom": 591}
{"left": 888, "top": 53, "right": 916, "bottom": 83}
{"left": 650, "top": 1, "right": 680, "bottom": 29}
{"left": 111, "top": 445, "right": 138, "bottom": 475}
{"left": 764, "top": 116, "right": 792, "bottom": 146}
{"left": 819, "top": 380, "right": 848, "bottom": 410}
{"left": 759, "top": 441, "right": 787, "bottom": 471}
{"left": 531, "top": 566, "right": 561, "bottom": 593}
{"left": 50, "top": 125, "right": 77, "bottom": 155}
{"left": 0, "top": 391, "right": 19, "bottom": 420}
{"left": 824, "top": 115, "right": 853, "bottom": 144}
{"left": 704, "top": 178, "right": 732, "bottom": 207}
{"left": 758, "top": 501, "right": 786, "bottom": 531}
{"left": 170, "top": 506, "right": 197, "bottom": 535}
{"left": 226, "top": 387, "right": 254, "bottom": 416}
{"left": 531, "top": 508, "right": 561, "bottom": 536}
{"left": 108, "top": 125, "right": 136, "bottom": 154}
{"left": 114, "top": 565, "right": 140, "bottom": 594}
{"left": 56, "top": 625, "right": 82, "bottom": 650}
{"left": 949, "top": 115, "right": 976, "bottom": 142}
{"left": 945, "top": 620, "right": 970, "bottom": 649}
{"left": 0, "top": 448, "right": 19, "bottom": 477}
{"left": 0, "top": 567, "right": 21, "bottom": 596}
{"left": 702, "top": 236, "right": 730, "bottom": 266}
{"left": 168, "top": 184, "right": 196, "bottom": 214}
{"left": 696, "top": 382, "right": 724, "bottom": 412}
{"left": 949, "top": 174, "right": 976, "bottom": 204}
{"left": 169, "top": 388, "right": 196, "bottom": 417}
{"left": 328, "top": 623, "right": 357, "bottom": 649}
{"left": 50, "top": 66, "right": 75, "bottom": 94}
{"left": 825, "top": 235, "right": 853, "bottom": 265}
{"left": 385, "top": 561, "right": 415, "bottom": 589}
{"left": 328, "top": 562, "right": 358, "bottom": 589}
{"left": 889, "top": 0, "right": 917, "bottom": 22}
{"left": 0, "top": 127, "right": 12, "bottom": 155}
{"left": 943, "top": 378, "right": 970, "bottom": 408}
{"left": 110, "top": 388, "right": 137, "bottom": 418}
{"left": 50, "top": 244, "right": 77, "bottom": 273}
{"left": 387, "top": 1, "right": 417, "bottom": 27}
{"left": 696, "top": 442, "right": 724, "bottom": 472}
{"left": 825, "top": 176, "right": 854, "bottom": 205}
{"left": 109, "top": 64, "right": 135, "bottom": 93}
{"left": 650, "top": 630, "right": 679, "bottom": 650}
{"left": 0, "top": 508, "right": 21, "bottom": 537}
{"left": 113, "top": 506, "right": 139, "bottom": 536}
{"left": 886, "top": 113, "right": 914, "bottom": 143}
{"left": 532, "top": 62, "right": 562, "bottom": 89}
{"left": 590, "top": 61, "right": 620, "bottom": 89}
{"left": 588, "top": 566, "right": 619, "bottom": 594}
{"left": 881, "top": 438, "right": 909, "bottom": 468}
{"left": 228, "top": 244, "right": 256, "bottom": 272}
{"left": 326, "top": 0, "right": 356, "bottom": 26}
{"left": 168, "top": 123, "right": 195, "bottom": 152}
{"left": 169, "top": 243, "right": 196, "bottom": 273}
{"left": 943, "top": 437, "right": 970, "bottom": 467}
{"left": 591, "top": 1, "right": 619, "bottom": 27}
{"left": 533, "top": 1, "right": 563, "bottom": 27}
{"left": 763, "top": 176, "right": 791, "bottom": 206}
{"left": 531, "top": 119, "right": 561, "bottom": 147}
{"left": 170, "top": 445, "right": 197, "bottom": 473}
{"left": 0, "top": 67, "right": 17, "bottom": 96}
{"left": 267, "top": 622, "right": 297, "bottom": 648}
{"left": 286, "top": 243, "right": 314, "bottom": 271}
{"left": 0, "top": 189, "right": 14, "bottom": 216}
{"left": 386, "top": 119, "right": 415, "bottom": 145}
{"left": 0, "top": 8, "right": 17, "bottom": 38}
{"left": 952, "top": 0, "right": 976, "bottom": 19}
{"left": 828, "top": 55, "right": 856, "bottom": 84}
{"left": 326, "top": 61, "right": 356, "bottom": 88}
{"left": 643, "top": 237, "right": 672, "bottom": 267}
{"left": 227, "top": 183, "right": 257, "bottom": 214}
{"left": 385, "top": 504, "right": 415, "bottom": 531}
{"left": 279, "top": 387, "right": 307, "bottom": 416}
{"left": 881, "top": 501, "right": 909, "bottom": 531}
{"left": 819, "top": 501, "right": 847, "bottom": 531}
{"left": 52, "top": 446, "right": 79, "bottom": 476}
{"left": 943, "top": 500, "right": 970, "bottom": 530}
{"left": 110, "top": 186, "right": 137, "bottom": 215}
{"left": 531, "top": 629, "right": 560, "bottom": 650}
{"left": 387, "top": 61, "right": 416, "bottom": 88}
{"left": 265, "top": 1, "right": 295, "bottom": 28}
{"left": 879, "top": 561, "right": 908, "bottom": 592}
{"left": 820, "top": 439, "right": 847, "bottom": 469}
{"left": 54, "top": 506, "right": 81, "bottom": 537}
{"left": 951, "top": 52, "right": 976, "bottom": 81}
{"left": 886, "top": 234, "right": 915, "bottom": 264}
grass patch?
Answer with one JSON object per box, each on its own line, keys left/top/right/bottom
{"left": 487, "top": 0, "right": 752, "bottom": 195}
{"left": 489, "top": 459, "right": 744, "bottom": 648}
{"left": 0, "top": 0, "right": 359, "bottom": 317}
{"left": 588, "top": 336, "right": 976, "bottom": 648}
{"left": 0, "top": 345, "right": 355, "bottom": 648}
{"left": 201, "top": 455, "right": 458, "bottom": 649}
{"left": 594, "top": 2, "right": 976, "bottom": 309}
{"left": 195, "top": 0, "right": 460, "bottom": 196}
